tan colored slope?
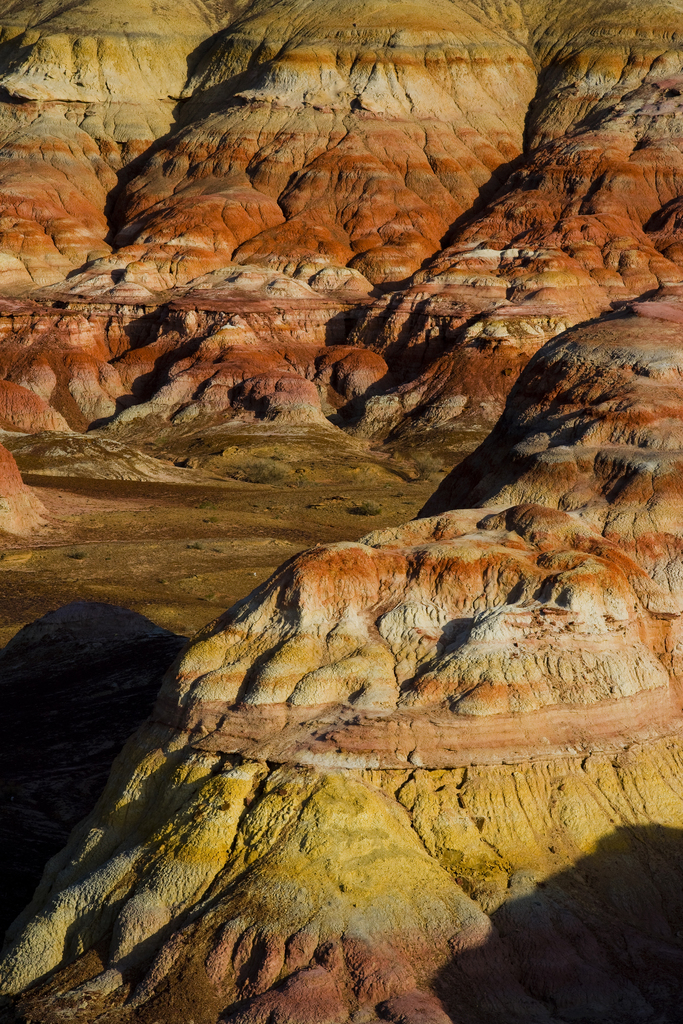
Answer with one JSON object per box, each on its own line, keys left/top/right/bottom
{"left": 0, "top": 0, "right": 234, "bottom": 288}
{"left": 0, "top": 0, "right": 680, "bottom": 297}
{"left": 0, "top": 0, "right": 682, "bottom": 445}
{"left": 0, "top": 440, "right": 46, "bottom": 535}
{"left": 0, "top": 0, "right": 224, "bottom": 104}
{"left": 23, "top": 0, "right": 683, "bottom": 299}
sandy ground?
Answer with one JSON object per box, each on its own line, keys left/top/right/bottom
{"left": 0, "top": 475, "right": 437, "bottom": 645}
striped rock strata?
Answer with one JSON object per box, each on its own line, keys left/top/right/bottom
{"left": 2, "top": 0, "right": 683, "bottom": 443}
{"left": 423, "top": 297, "right": 683, "bottom": 590}
{"left": 0, "top": 294, "right": 555, "bottom": 451}
{"left": 0, "top": 0, "right": 681, "bottom": 305}
{"left": 4, "top": 289, "right": 683, "bottom": 1024}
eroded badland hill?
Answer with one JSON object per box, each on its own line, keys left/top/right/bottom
{"left": 4, "top": 0, "right": 683, "bottom": 1021}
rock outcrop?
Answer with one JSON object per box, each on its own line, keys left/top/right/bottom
{"left": 0, "top": 294, "right": 544, "bottom": 456}
{"left": 422, "top": 296, "right": 683, "bottom": 591}
{"left": 1, "top": 431, "right": 210, "bottom": 482}
{"left": 5, "top": 1, "right": 683, "bottom": 1022}
{"left": 0, "top": 440, "right": 45, "bottom": 535}
{"left": 5, "top": 269, "right": 683, "bottom": 1024}
{"left": 4, "top": 0, "right": 679, "bottom": 302}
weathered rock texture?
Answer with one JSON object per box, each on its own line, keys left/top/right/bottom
{"left": 0, "top": 440, "right": 45, "bottom": 535}
{"left": 4, "top": 0, "right": 680, "bottom": 301}
{"left": 0, "top": 0, "right": 682, "bottom": 444}
{"left": 0, "top": 431, "right": 210, "bottom": 482}
{"left": 423, "top": 299, "right": 683, "bottom": 591}
{"left": 0, "top": 290, "right": 548, "bottom": 454}
{"left": 5, "top": 0, "right": 683, "bottom": 1021}
{"left": 5, "top": 271, "right": 683, "bottom": 1024}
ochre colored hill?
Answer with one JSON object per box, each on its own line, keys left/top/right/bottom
{"left": 4, "top": 2, "right": 683, "bottom": 1022}
{"left": 5, "top": 273, "right": 683, "bottom": 1024}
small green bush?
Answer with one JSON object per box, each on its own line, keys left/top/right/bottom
{"left": 67, "top": 551, "right": 87, "bottom": 560}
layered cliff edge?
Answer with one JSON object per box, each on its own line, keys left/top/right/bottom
{"left": 0, "top": 0, "right": 682, "bottom": 445}
{"left": 4, "top": 297, "right": 683, "bottom": 1024}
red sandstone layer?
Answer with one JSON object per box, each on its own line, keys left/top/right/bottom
{"left": 177, "top": 681, "right": 683, "bottom": 769}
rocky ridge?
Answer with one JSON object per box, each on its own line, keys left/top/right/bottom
{"left": 4, "top": 293, "right": 683, "bottom": 1024}
{"left": 0, "top": 0, "right": 682, "bottom": 447}
{"left": 3, "top": 0, "right": 683, "bottom": 1021}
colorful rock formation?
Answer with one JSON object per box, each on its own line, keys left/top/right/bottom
{"left": 0, "top": 0, "right": 680, "bottom": 444}
{"left": 4, "top": 0, "right": 683, "bottom": 1021}
{"left": 423, "top": 297, "right": 683, "bottom": 591}
{"left": 5, "top": 270, "right": 683, "bottom": 1024}
{"left": 4, "top": 0, "right": 679, "bottom": 303}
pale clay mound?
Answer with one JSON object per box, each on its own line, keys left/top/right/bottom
{"left": 5, "top": 290, "right": 683, "bottom": 1024}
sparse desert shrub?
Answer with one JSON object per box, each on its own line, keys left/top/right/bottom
{"left": 412, "top": 452, "right": 445, "bottom": 480}
{"left": 350, "top": 500, "right": 383, "bottom": 516}
{"left": 230, "top": 458, "right": 289, "bottom": 484}
{"left": 67, "top": 550, "right": 87, "bottom": 560}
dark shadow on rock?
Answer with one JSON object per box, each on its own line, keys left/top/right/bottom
{"left": 210, "top": 827, "right": 683, "bottom": 1024}
{"left": 435, "top": 824, "right": 683, "bottom": 1024}
{"left": 0, "top": 602, "right": 186, "bottom": 939}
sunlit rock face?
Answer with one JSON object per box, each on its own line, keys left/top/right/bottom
{"left": 0, "top": 0, "right": 224, "bottom": 288}
{"left": 6, "top": 273, "right": 683, "bottom": 1024}
{"left": 0, "top": 0, "right": 681, "bottom": 302}
{"left": 0, "top": 0, "right": 532, "bottom": 294}
{"left": 0, "top": 0, "right": 682, "bottom": 440}
{"left": 5, "top": 2, "right": 683, "bottom": 1022}
{"left": 0, "top": 440, "right": 45, "bottom": 535}
{"left": 423, "top": 299, "right": 683, "bottom": 592}
{"left": 105, "top": 0, "right": 533, "bottom": 291}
